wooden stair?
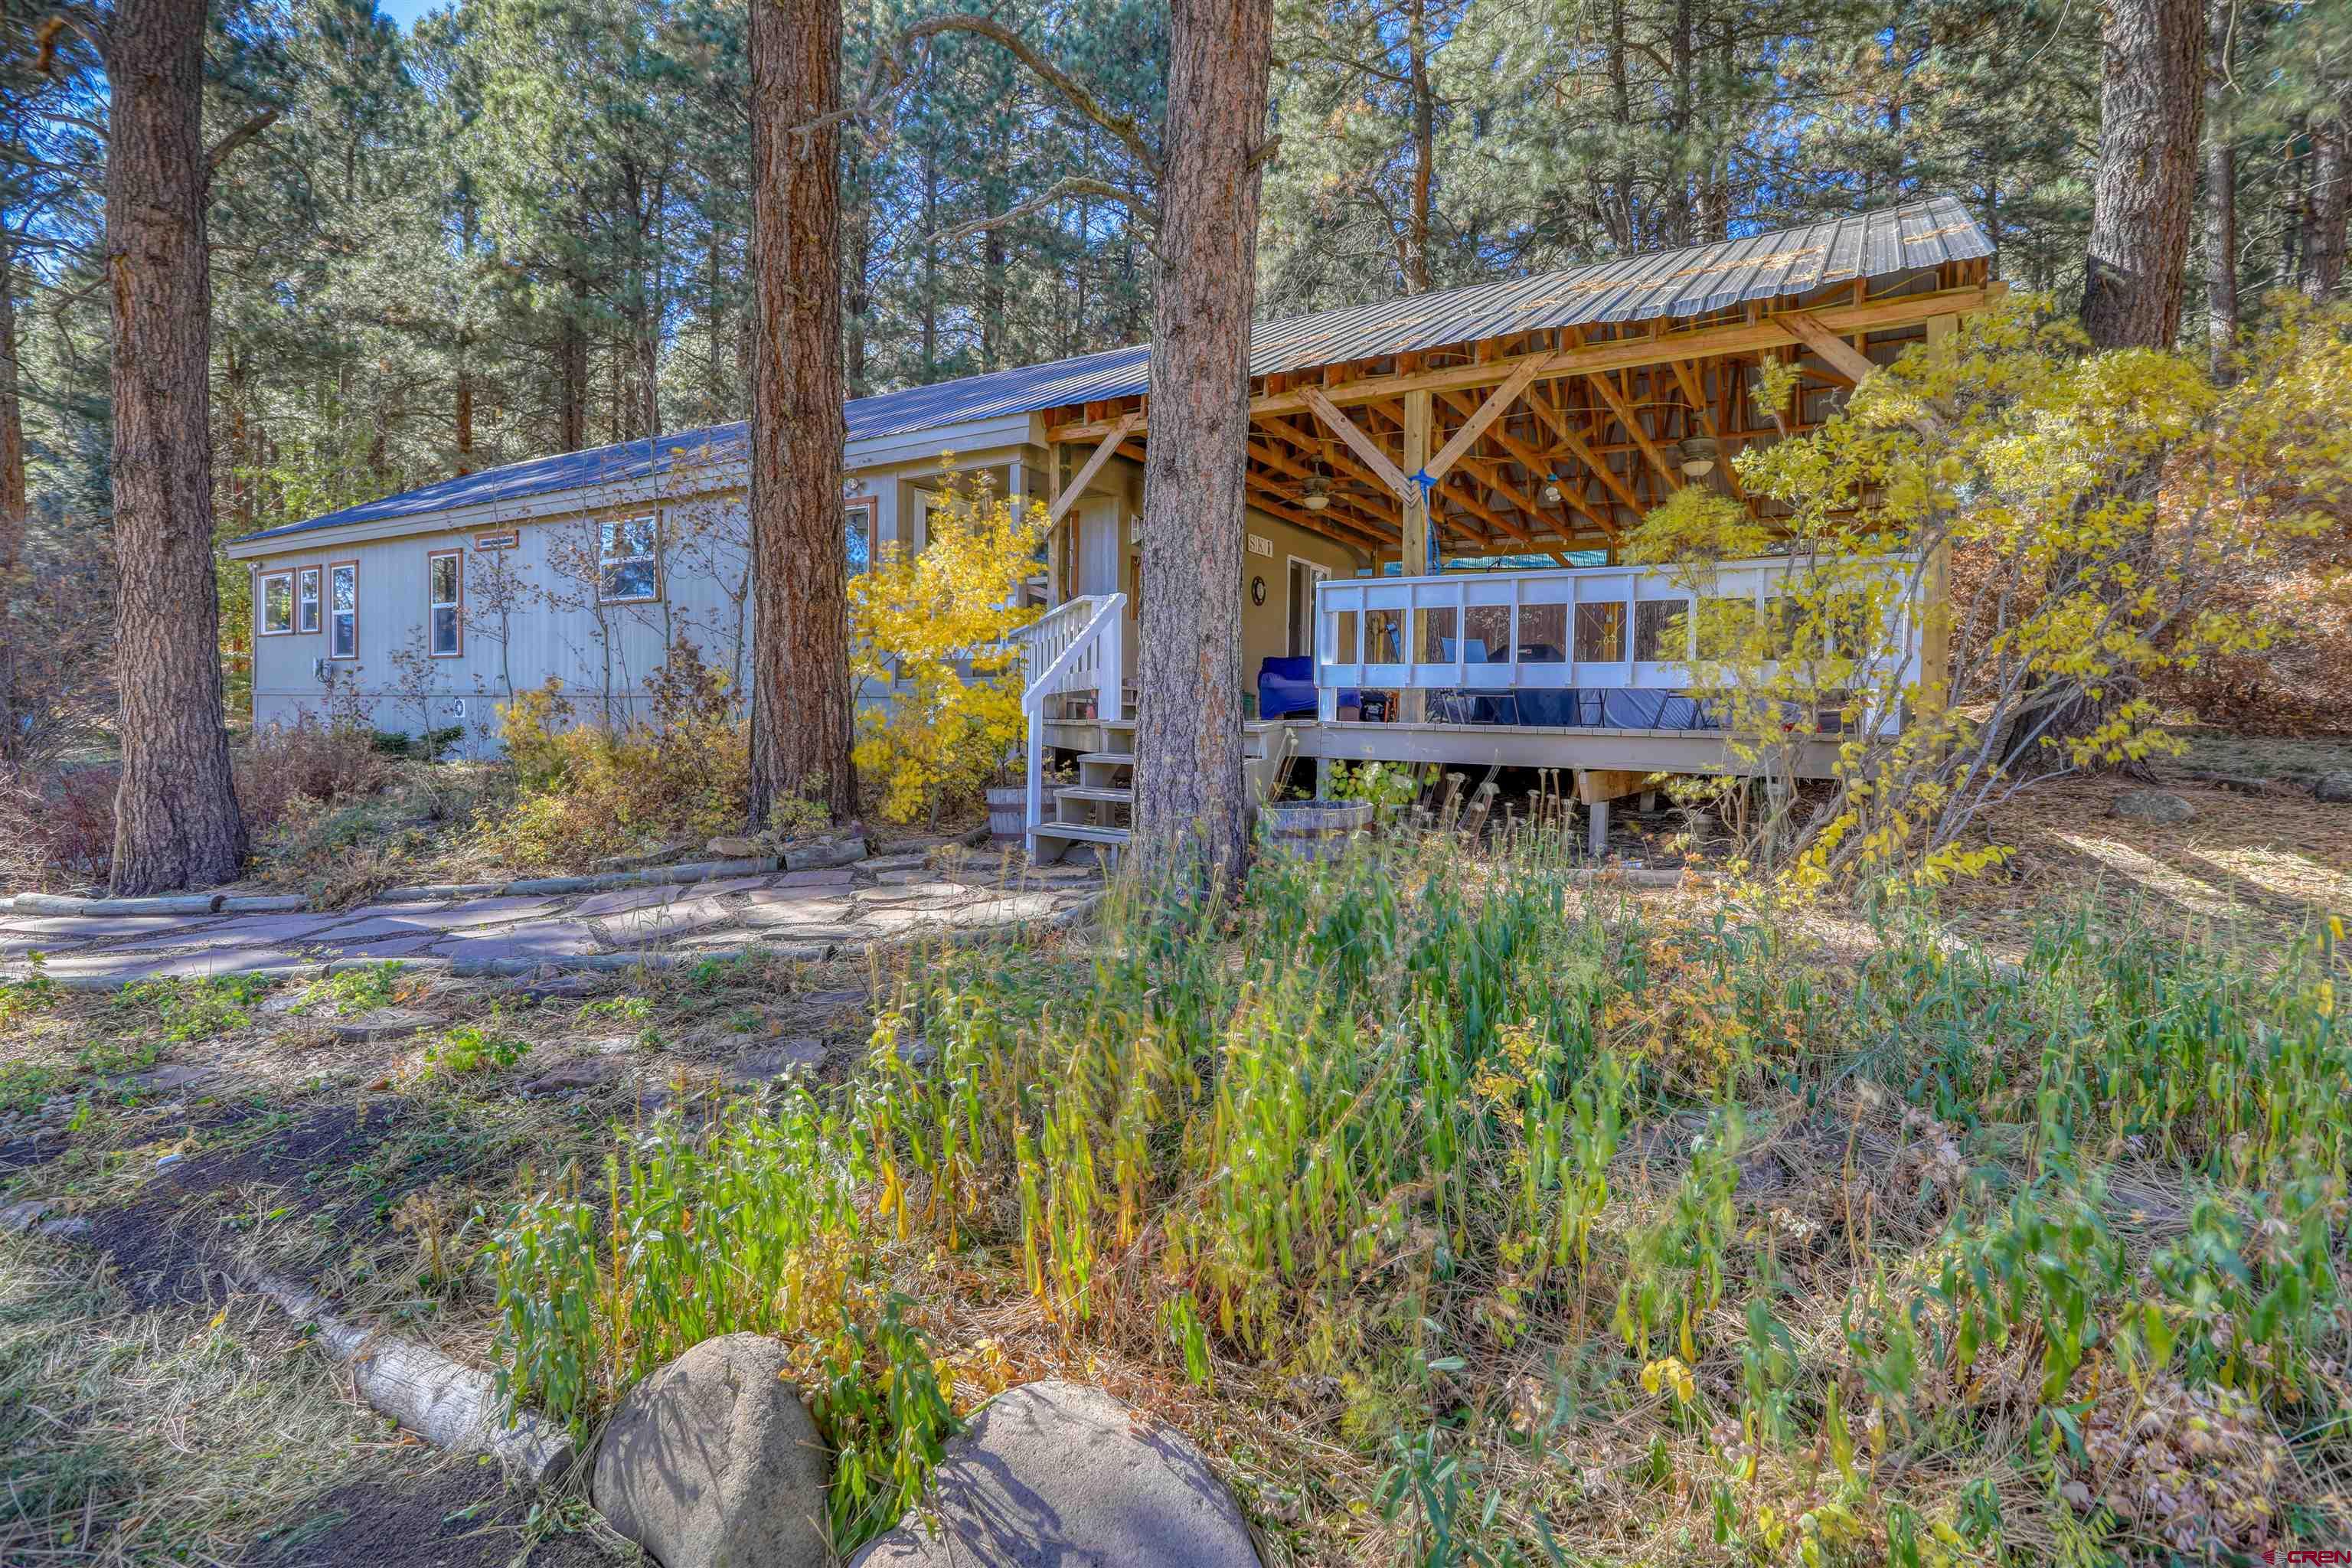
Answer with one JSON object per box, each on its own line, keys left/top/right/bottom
{"left": 1033, "top": 717, "right": 1286, "bottom": 865}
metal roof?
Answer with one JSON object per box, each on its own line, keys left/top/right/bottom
{"left": 242, "top": 197, "right": 1988, "bottom": 545}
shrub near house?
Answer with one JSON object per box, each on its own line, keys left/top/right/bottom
{"left": 851, "top": 468, "right": 1047, "bottom": 828}
{"left": 482, "top": 641, "right": 750, "bottom": 868}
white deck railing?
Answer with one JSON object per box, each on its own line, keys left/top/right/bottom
{"left": 1018, "top": 592, "right": 1127, "bottom": 852}
{"left": 1314, "top": 554, "right": 1922, "bottom": 736}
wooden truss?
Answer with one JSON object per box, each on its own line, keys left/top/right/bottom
{"left": 1037, "top": 265, "right": 1996, "bottom": 564}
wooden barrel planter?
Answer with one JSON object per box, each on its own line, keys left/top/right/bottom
{"left": 985, "top": 786, "right": 1027, "bottom": 841}
{"left": 1259, "top": 799, "right": 1374, "bottom": 860}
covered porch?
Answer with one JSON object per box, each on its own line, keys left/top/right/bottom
{"left": 1011, "top": 199, "right": 1995, "bottom": 858}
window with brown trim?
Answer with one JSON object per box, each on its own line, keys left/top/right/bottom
{"left": 259, "top": 570, "right": 293, "bottom": 636}
{"left": 428, "top": 548, "right": 463, "bottom": 656}
{"left": 599, "top": 514, "right": 660, "bottom": 603}
{"left": 328, "top": 561, "right": 358, "bottom": 658}
{"left": 296, "top": 566, "right": 322, "bottom": 634}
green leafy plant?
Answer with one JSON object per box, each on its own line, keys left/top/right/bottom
{"left": 309, "top": 960, "right": 407, "bottom": 1017}
{"left": 113, "top": 974, "right": 271, "bottom": 1044}
{"left": 422, "top": 1021, "right": 531, "bottom": 1077}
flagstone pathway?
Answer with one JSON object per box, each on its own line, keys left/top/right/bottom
{"left": 0, "top": 854, "right": 1102, "bottom": 988}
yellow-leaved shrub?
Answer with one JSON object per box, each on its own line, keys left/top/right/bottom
{"left": 479, "top": 642, "right": 748, "bottom": 868}
{"left": 851, "top": 467, "right": 1045, "bottom": 825}
{"left": 1628, "top": 294, "right": 2352, "bottom": 893}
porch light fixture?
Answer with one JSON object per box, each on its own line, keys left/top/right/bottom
{"left": 1302, "top": 475, "right": 1331, "bottom": 511}
{"left": 1542, "top": 472, "right": 1563, "bottom": 505}
{"left": 1677, "top": 436, "right": 1720, "bottom": 479}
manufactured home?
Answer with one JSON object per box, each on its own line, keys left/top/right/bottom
{"left": 227, "top": 197, "right": 1996, "bottom": 857}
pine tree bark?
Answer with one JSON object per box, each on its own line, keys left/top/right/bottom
{"left": 105, "top": 0, "right": 249, "bottom": 893}
{"left": 2306, "top": 112, "right": 2347, "bottom": 301}
{"left": 0, "top": 244, "right": 23, "bottom": 756}
{"left": 558, "top": 296, "right": 587, "bottom": 452}
{"left": 746, "top": 0, "right": 854, "bottom": 826}
{"left": 1130, "top": 0, "right": 1272, "bottom": 892}
{"left": 2203, "top": 0, "right": 2238, "bottom": 378}
{"left": 1404, "top": 0, "right": 1432, "bottom": 294}
{"left": 2080, "top": 0, "right": 2206, "bottom": 348}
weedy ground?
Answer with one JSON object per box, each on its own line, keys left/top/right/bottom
{"left": 2, "top": 812, "right": 2347, "bottom": 1566}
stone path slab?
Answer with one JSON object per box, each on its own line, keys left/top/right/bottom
{"left": 0, "top": 855, "right": 1102, "bottom": 986}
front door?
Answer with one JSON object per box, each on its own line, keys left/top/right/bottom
{"left": 1286, "top": 559, "right": 1329, "bottom": 658}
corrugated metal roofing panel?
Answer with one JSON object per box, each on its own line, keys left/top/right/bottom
{"left": 247, "top": 197, "right": 1989, "bottom": 544}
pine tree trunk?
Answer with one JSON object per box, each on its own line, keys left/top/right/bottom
{"left": 559, "top": 302, "right": 587, "bottom": 452}
{"left": 1130, "top": 0, "right": 1272, "bottom": 892}
{"left": 456, "top": 360, "right": 475, "bottom": 473}
{"left": 2306, "top": 112, "right": 2347, "bottom": 300}
{"left": 746, "top": 0, "right": 854, "bottom": 826}
{"left": 2080, "top": 0, "right": 2206, "bottom": 349}
{"left": 2027, "top": 0, "right": 2206, "bottom": 772}
{"left": 104, "top": 0, "right": 249, "bottom": 893}
{"left": 2203, "top": 0, "right": 2238, "bottom": 377}
{"left": 1406, "top": 0, "right": 1432, "bottom": 293}
{"left": 0, "top": 245, "right": 23, "bottom": 756}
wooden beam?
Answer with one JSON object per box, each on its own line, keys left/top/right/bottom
{"left": 1400, "top": 389, "right": 1432, "bottom": 721}
{"left": 1778, "top": 311, "right": 1880, "bottom": 386}
{"left": 1255, "top": 413, "right": 1399, "bottom": 514}
{"left": 1433, "top": 387, "right": 1611, "bottom": 539}
{"left": 1520, "top": 387, "right": 1645, "bottom": 527}
{"left": 1046, "top": 412, "right": 1138, "bottom": 526}
{"left": 1300, "top": 387, "right": 1410, "bottom": 495}
{"left": 1371, "top": 397, "right": 1549, "bottom": 545}
{"left": 1243, "top": 476, "right": 1391, "bottom": 551}
{"left": 1582, "top": 371, "right": 1683, "bottom": 495}
{"left": 1048, "top": 284, "right": 1997, "bottom": 440}
{"left": 1423, "top": 358, "right": 1540, "bottom": 482}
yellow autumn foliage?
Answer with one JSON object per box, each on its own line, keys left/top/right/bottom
{"left": 1627, "top": 293, "right": 2352, "bottom": 893}
{"left": 850, "top": 467, "right": 1047, "bottom": 825}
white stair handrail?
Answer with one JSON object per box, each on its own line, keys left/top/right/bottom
{"left": 1022, "top": 593, "right": 1127, "bottom": 857}
{"left": 1009, "top": 593, "right": 1106, "bottom": 691}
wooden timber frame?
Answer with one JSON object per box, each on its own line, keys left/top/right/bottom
{"left": 1033, "top": 261, "right": 1999, "bottom": 567}
{"left": 1024, "top": 255, "right": 1998, "bottom": 858}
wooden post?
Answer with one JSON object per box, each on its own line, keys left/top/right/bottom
{"left": 1400, "top": 387, "right": 1432, "bottom": 722}
{"left": 1044, "top": 443, "right": 1063, "bottom": 603}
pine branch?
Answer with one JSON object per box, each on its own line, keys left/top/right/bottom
{"left": 928, "top": 176, "right": 1154, "bottom": 245}
{"left": 840, "top": 15, "right": 1163, "bottom": 181}
{"left": 205, "top": 109, "right": 280, "bottom": 174}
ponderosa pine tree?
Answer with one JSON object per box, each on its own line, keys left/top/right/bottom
{"left": 746, "top": 0, "right": 855, "bottom": 826}
{"left": 2081, "top": 0, "right": 2206, "bottom": 348}
{"left": 103, "top": 0, "right": 260, "bottom": 893}
{"left": 1128, "top": 0, "right": 1273, "bottom": 888}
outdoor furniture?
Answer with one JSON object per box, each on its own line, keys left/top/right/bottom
{"left": 1258, "top": 655, "right": 1362, "bottom": 721}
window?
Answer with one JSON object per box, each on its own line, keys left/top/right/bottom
{"left": 258, "top": 570, "right": 293, "bottom": 636}
{"left": 329, "top": 562, "right": 358, "bottom": 658}
{"left": 296, "top": 567, "right": 322, "bottom": 635}
{"left": 599, "top": 514, "right": 659, "bottom": 603}
{"left": 1574, "top": 602, "right": 1628, "bottom": 664}
{"left": 1633, "top": 599, "right": 1687, "bottom": 662}
{"left": 844, "top": 499, "right": 877, "bottom": 576}
{"left": 428, "top": 549, "right": 462, "bottom": 656}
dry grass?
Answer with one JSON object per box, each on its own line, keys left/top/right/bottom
{"left": 0, "top": 1238, "right": 456, "bottom": 1565}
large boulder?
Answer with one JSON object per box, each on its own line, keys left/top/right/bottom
{"left": 592, "top": 1333, "right": 829, "bottom": 1568}
{"left": 2106, "top": 789, "right": 2197, "bottom": 825}
{"left": 848, "top": 1380, "right": 1259, "bottom": 1568}
{"left": 2314, "top": 771, "right": 2352, "bottom": 804}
